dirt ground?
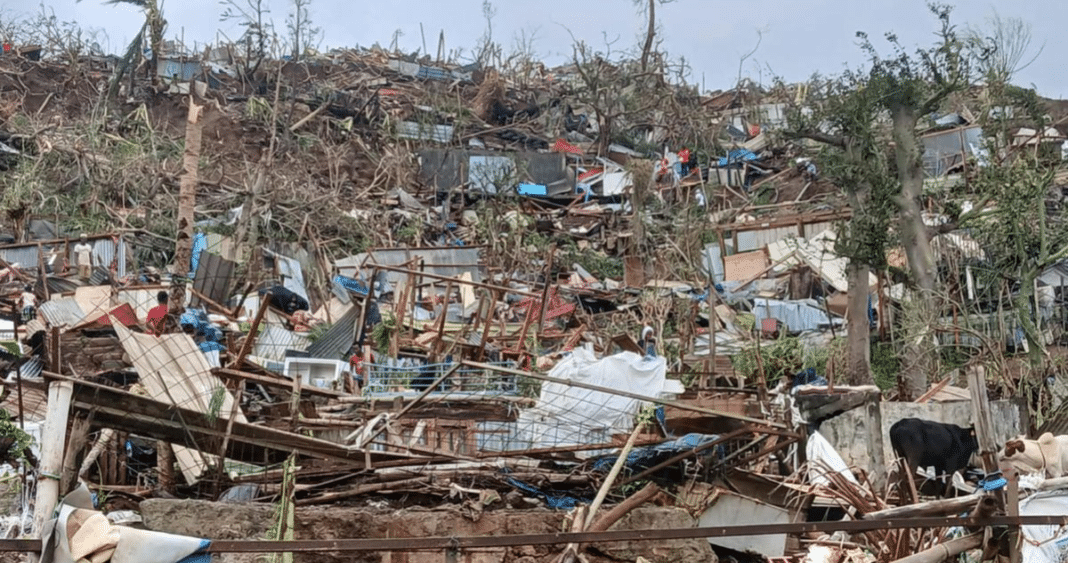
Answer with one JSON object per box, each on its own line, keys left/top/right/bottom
{"left": 140, "top": 498, "right": 718, "bottom": 563}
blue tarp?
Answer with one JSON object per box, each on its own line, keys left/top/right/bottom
{"left": 333, "top": 274, "right": 369, "bottom": 296}
{"left": 592, "top": 433, "right": 724, "bottom": 474}
{"left": 504, "top": 475, "right": 585, "bottom": 510}
{"left": 517, "top": 183, "right": 548, "bottom": 196}
{"left": 717, "top": 149, "right": 759, "bottom": 167}
{"left": 189, "top": 232, "right": 207, "bottom": 278}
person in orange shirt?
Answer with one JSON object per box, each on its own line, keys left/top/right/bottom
{"left": 146, "top": 291, "right": 169, "bottom": 336}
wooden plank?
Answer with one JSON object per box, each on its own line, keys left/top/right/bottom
{"left": 723, "top": 249, "right": 769, "bottom": 282}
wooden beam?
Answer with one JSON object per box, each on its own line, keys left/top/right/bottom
{"left": 45, "top": 372, "right": 415, "bottom": 467}
{"left": 212, "top": 368, "right": 347, "bottom": 399}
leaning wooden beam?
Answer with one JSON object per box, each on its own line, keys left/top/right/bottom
{"left": 45, "top": 372, "right": 415, "bottom": 468}
{"left": 462, "top": 361, "right": 784, "bottom": 427}
{"left": 587, "top": 482, "right": 660, "bottom": 533}
{"left": 230, "top": 291, "right": 271, "bottom": 368}
{"left": 889, "top": 533, "right": 982, "bottom": 563}
{"left": 862, "top": 493, "right": 983, "bottom": 520}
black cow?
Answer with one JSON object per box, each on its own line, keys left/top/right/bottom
{"left": 889, "top": 418, "right": 978, "bottom": 498}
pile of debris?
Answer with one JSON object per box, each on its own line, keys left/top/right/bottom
{"left": 0, "top": 31, "right": 1066, "bottom": 563}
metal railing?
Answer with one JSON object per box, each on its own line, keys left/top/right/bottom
{"left": 363, "top": 360, "right": 518, "bottom": 397}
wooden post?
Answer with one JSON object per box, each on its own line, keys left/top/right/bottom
{"left": 968, "top": 365, "right": 999, "bottom": 474}
{"left": 157, "top": 441, "right": 175, "bottom": 494}
{"left": 229, "top": 291, "right": 271, "bottom": 368}
{"left": 536, "top": 245, "right": 557, "bottom": 337}
{"left": 33, "top": 379, "right": 74, "bottom": 535}
{"left": 36, "top": 242, "right": 49, "bottom": 301}
{"left": 476, "top": 290, "right": 500, "bottom": 361}
{"left": 431, "top": 281, "right": 454, "bottom": 357}
{"left": 1006, "top": 468, "right": 1021, "bottom": 563}
{"left": 355, "top": 267, "right": 379, "bottom": 351}
{"left": 49, "top": 327, "right": 60, "bottom": 374}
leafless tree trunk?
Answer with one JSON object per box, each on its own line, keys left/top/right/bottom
{"left": 846, "top": 262, "right": 873, "bottom": 385}
{"left": 640, "top": 0, "right": 655, "bottom": 73}
{"left": 172, "top": 97, "right": 203, "bottom": 310}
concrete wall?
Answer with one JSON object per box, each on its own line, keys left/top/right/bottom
{"left": 819, "top": 399, "right": 1028, "bottom": 487}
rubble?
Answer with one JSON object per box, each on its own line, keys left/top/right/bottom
{"left": 0, "top": 16, "right": 1067, "bottom": 563}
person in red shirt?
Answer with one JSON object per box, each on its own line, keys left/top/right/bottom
{"left": 146, "top": 291, "right": 169, "bottom": 336}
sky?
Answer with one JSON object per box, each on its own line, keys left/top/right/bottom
{"left": 4, "top": 0, "right": 1066, "bottom": 98}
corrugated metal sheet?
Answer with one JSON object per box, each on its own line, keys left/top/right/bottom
{"left": 736, "top": 221, "right": 834, "bottom": 253}
{"left": 263, "top": 247, "right": 309, "bottom": 301}
{"left": 305, "top": 304, "right": 358, "bottom": 360}
{"left": 253, "top": 324, "right": 311, "bottom": 362}
{"left": 397, "top": 121, "right": 454, "bottom": 143}
{"left": 0, "top": 247, "right": 39, "bottom": 268}
{"left": 336, "top": 247, "right": 484, "bottom": 288}
{"left": 157, "top": 58, "right": 202, "bottom": 81}
{"left": 65, "top": 238, "right": 130, "bottom": 278}
{"left": 191, "top": 252, "right": 236, "bottom": 307}
{"left": 38, "top": 297, "right": 87, "bottom": 328}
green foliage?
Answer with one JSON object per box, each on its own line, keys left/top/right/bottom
{"left": 517, "top": 375, "right": 541, "bottom": 399}
{"left": 205, "top": 386, "right": 227, "bottom": 426}
{"left": 304, "top": 321, "right": 332, "bottom": 343}
{"left": 871, "top": 341, "right": 900, "bottom": 391}
{"left": 371, "top": 317, "right": 393, "bottom": 356}
{"left": 0, "top": 410, "right": 34, "bottom": 464}
{"left": 731, "top": 335, "right": 829, "bottom": 384}
{"left": 561, "top": 241, "right": 623, "bottom": 279}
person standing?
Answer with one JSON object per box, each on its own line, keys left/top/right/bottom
{"left": 73, "top": 234, "right": 93, "bottom": 281}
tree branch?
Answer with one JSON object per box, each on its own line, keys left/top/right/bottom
{"left": 783, "top": 128, "right": 847, "bottom": 149}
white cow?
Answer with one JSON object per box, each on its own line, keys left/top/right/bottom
{"left": 999, "top": 433, "right": 1068, "bottom": 478}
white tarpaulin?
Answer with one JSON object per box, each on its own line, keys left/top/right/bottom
{"left": 1019, "top": 491, "right": 1068, "bottom": 563}
{"left": 806, "top": 431, "right": 858, "bottom": 487}
{"left": 514, "top": 346, "right": 667, "bottom": 453}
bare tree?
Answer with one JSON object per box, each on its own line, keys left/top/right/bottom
{"left": 631, "top": 0, "right": 675, "bottom": 73}
{"left": 286, "top": 0, "right": 322, "bottom": 61}
{"left": 965, "top": 11, "right": 1044, "bottom": 86}
{"left": 220, "top": 0, "right": 273, "bottom": 77}
{"left": 476, "top": 0, "right": 499, "bottom": 67}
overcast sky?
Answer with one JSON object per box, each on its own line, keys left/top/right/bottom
{"left": 4, "top": 0, "right": 1066, "bottom": 97}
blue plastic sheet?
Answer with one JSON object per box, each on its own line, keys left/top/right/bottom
{"left": 717, "top": 149, "right": 759, "bottom": 167}
{"left": 592, "top": 433, "right": 723, "bottom": 474}
{"left": 333, "top": 274, "right": 369, "bottom": 296}
{"left": 189, "top": 232, "right": 207, "bottom": 278}
{"left": 504, "top": 476, "right": 584, "bottom": 510}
